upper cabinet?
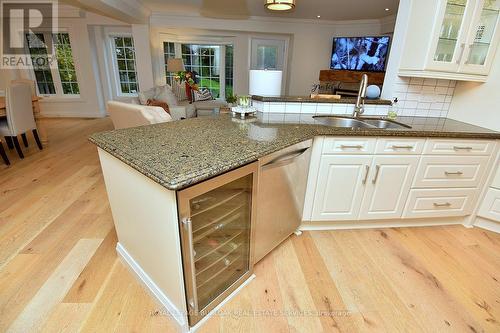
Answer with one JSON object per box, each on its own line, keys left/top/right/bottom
{"left": 399, "top": 0, "right": 500, "bottom": 81}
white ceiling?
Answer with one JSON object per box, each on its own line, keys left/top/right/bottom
{"left": 141, "top": 0, "right": 400, "bottom": 21}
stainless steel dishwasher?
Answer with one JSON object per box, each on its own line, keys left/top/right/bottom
{"left": 254, "top": 139, "right": 312, "bottom": 262}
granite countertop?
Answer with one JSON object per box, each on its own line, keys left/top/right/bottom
{"left": 90, "top": 113, "right": 500, "bottom": 191}
{"left": 252, "top": 95, "right": 392, "bottom": 105}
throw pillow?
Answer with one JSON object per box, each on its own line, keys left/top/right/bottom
{"left": 155, "top": 85, "right": 178, "bottom": 107}
{"left": 147, "top": 99, "right": 170, "bottom": 114}
{"left": 172, "top": 80, "right": 188, "bottom": 101}
{"left": 192, "top": 88, "right": 213, "bottom": 102}
{"left": 138, "top": 87, "right": 156, "bottom": 105}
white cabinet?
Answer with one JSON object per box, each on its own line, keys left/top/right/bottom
{"left": 404, "top": 188, "right": 479, "bottom": 218}
{"left": 359, "top": 156, "right": 419, "bottom": 220}
{"left": 478, "top": 187, "right": 500, "bottom": 221}
{"left": 399, "top": 0, "right": 500, "bottom": 81}
{"left": 312, "top": 155, "right": 371, "bottom": 221}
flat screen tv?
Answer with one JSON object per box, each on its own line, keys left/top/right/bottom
{"left": 330, "top": 36, "right": 391, "bottom": 72}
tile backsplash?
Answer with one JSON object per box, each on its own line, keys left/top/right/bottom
{"left": 393, "top": 77, "right": 456, "bottom": 118}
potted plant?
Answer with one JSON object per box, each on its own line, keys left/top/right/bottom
{"left": 226, "top": 94, "right": 237, "bottom": 107}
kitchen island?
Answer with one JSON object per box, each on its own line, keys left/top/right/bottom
{"left": 90, "top": 113, "right": 500, "bottom": 332}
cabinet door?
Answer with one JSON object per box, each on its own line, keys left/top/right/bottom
{"left": 460, "top": 0, "right": 500, "bottom": 74}
{"left": 428, "top": 0, "right": 477, "bottom": 72}
{"left": 359, "top": 156, "right": 419, "bottom": 220}
{"left": 312, "top": 155, "right": 372, "bottom": 221}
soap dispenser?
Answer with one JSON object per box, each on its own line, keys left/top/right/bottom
{"left": 387, "top": 98, "right": 398, "bottom": 120}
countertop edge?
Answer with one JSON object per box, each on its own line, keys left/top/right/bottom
{"left": 252, "top": 95, "right": 392, "bottom": 105}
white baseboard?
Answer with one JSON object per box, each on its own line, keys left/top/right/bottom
{"left": 300, "top": 216, "right": 465, "bottom": 231}
{"left": 190, "top": 274, "right": 256, "bottom": 333}
{"left": 116, "top": 243, "right": 189, "bottom": 332}
{"left": 473, "top": 216, "right": 500, "bottom": 234}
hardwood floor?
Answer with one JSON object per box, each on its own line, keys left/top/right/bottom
{"left": 1, "top": 117, "right": 500, "bottom": 332}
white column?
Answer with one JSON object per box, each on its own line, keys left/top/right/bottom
{"left": 132, "top": 24, "right": 155, "bottom": 91}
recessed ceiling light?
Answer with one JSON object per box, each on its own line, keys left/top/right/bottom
{"left": 385, "top": 8, "right": 390, "bottom": 11}
{"left": 265, "top": 0, "right": 295, "bottom": 11}
{"left": 317, "top": 15, "right": 321, "bottom": 18}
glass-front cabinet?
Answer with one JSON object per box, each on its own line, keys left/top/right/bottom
{"left": 462, "top": 0, "right": 500, "bottom": 73}
{"left": 429, "top": 0, "right": 500, "bottom": 75}
{"left": 177, "top": 162, "right": 257, "bottom": 326}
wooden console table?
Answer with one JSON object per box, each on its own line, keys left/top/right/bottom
{"left": 0, "top": 96, "right": 48, "bottom": 145}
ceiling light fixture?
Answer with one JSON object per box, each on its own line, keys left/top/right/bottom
{"left": 317, "top": 15, "right": 321, "bottom": 18}
{"left": 265, "top": 0, "right": 295, "bottom": 11}
{"left": 385, "top": 8, "right": 390, "bottom": 11}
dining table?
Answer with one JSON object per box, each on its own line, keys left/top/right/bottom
{"left": 0, "top": 96, "right": 48, "bottom": 145}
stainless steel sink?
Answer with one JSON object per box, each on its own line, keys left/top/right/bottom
{"left": 313, "top": 116, "right": 376, "bottom": 129}
{"left": 361, "top": 118, "right": 412, "bottom": 129}
{"left": 314, "top": 116, "right": 411, "bottom": 130}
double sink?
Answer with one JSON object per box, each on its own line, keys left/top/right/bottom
{"left": 314, "top": 116, "right": 412, "bottom": 130}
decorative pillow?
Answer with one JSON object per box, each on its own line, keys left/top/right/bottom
{"left": 155, "top": 85, "right": 178, "bottom": 107}
{"left": 138, "top": 87, "right": 156, "bottom": 105}
{"left": 192, "top": 88, "right": 213, "bottom": 102}
{"left": 147, "top": 99, "right": 170, "bottom": 114}
{"left": 172, "top": 80, "right": 188, "bottom": 101}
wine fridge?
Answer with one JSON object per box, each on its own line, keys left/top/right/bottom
{"left": 177, "top": 162, "right": 258, "bottom": 326}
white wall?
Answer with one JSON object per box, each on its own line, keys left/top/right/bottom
{"left": 149, "top": 14, "right": 394, "bottom": 96}
{"left": 447, "top": 49, "right": 500, "bottom": 131}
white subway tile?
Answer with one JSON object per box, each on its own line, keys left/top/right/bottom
{"left": 264, "top": 103, "right": 270, "bottom": 113}
{"left": 434, "top": 95, "right": 446, "bottom": 102}
{"left": 445, "top": 96, "right": 453, "bottom": 103}
{"left": 316, "top": 104, "right": 333, "bottom": 114}
{"left": 428, "top": 109, "right": 441, "bottom": 117}
{"left": 449, "top": 80, "right": 457, "bottom": 87}
{"left": 395, "top": 84, "right": 408, "bottom": 93}
{"left": 408, "top": 85, "right": 422, "bottom": 93}
{"left": 301, "top": 103, "right": 317, "bottom": 114}
{"left": 285, "top": 113, "right": 301, "bottom": 122}
{"left": 285, "top": 103, "right": 302, "bottom": 113}
{"left": 421, "top": 85, "right": 435, "bottom": 93}
{"left": 410, "top": 77, "right": 424, "bottom": 85}
{"left": 447, "top": 87, "right": 455, "bottom": 95}
{"left": 404, "top": 100, "right": 418, "bottom": 109}
{"left": 435, "top": 86, "right": 448, "bottom": 94}
{"left": 268, "top": 113, "right": 284, "bottom": 122}
{"left": 430, "top": 102, "right": 444, "bottom": 110}
{"left": 417, "top": 102, "right": 431, "bottom": 110}
{"left": 421, "top": 93, "right": 435, "bottom": 102}
{"left": 269, "top": 103, "right": 285, "bottom": 113}
{"left": 332, "top": 104, "right": 348, "bottom": 115}
{"left": 423, "top": 78, "right": 437, "bottom": 86}
{"left": 443, "top": 102, "right": 451, "bottom": 110}
{"left": 436, "top": 79, "right": 450, "bottom": 87}
{"left": 405, "top": 92, "right": 421, "bottom": 101}
{"left": 396, "top": 76, "right": 411, "bottom": 84}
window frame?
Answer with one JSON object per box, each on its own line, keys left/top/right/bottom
{"left": 162, "top": 39, "right": 234, "bottom": 100}
{"left": 26, "top": 30, "right": 81, "bottom": 99}
{"left": 109, "top": 33, "right": 140, "bottom": 98}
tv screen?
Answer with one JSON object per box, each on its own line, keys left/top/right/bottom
{"left": 330, "top": 36, "right": 390, "bottom": 72}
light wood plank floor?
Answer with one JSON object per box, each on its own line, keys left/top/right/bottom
{"left": 1, "top": 118, "right": 500, "bottom": 332}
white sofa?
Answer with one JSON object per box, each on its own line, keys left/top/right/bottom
{"left": 107, "top": 101, "right": 172, "bottom": 129}
{"left": 134, "top": 83, "right": 228, "bottom": 118}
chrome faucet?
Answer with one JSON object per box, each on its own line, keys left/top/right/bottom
{"left": 353, "top": 74, "right": 368, "bottom": 118}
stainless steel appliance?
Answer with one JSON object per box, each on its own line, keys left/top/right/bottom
{"left": 254, "top": 140, "right": 312, "bottom": 262}
{"left": 177, "top": 162, "right": 258, "bottom": 326}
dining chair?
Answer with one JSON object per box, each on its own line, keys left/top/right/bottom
{"left": 0, "top": 139, "right": 9, "bottom": 165}
{"left": 0, "top": 83, "right": 43, "bottom": 159}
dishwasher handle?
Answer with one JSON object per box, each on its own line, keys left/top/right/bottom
{"left": 261, "top": 147, "right": 310, "bottom": 170}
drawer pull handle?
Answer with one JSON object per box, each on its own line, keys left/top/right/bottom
{"left": 362, "top": 165, "right": 370, "bottom": 184}
{"left": 372, "top": 165, "right": 380, "bottom": 184}
{"left": 433, "top": 202, "right": 452, "bottom": 207}
{"left": 391, "top": 145, "right": 414, "bottom": 149}
{"left": 453, "top": 146, "right": 473, "bottom": 150}
{"left": 445, "top": 171, "right": 463, "bottom": 176}
{"left": 340, "top": 144, "right": 364, "bottom": 149}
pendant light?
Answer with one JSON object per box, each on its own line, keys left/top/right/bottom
{"left": 265, "top": 0, "right": 295, "bottom": 11}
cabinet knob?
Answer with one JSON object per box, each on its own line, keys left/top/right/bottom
{"left": 444, "top": 171, "right": 463, "bottom": 176}
{"left": 433, "top": 202, "right": 452, "bottom": 207}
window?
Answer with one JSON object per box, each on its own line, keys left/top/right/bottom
{"left": 26, "top": 32, "right": 79, "bottom": 96}
{"left": 163, "top": 42, "right": 234, "bottom": 99}
{"left": 164, "top": 42, "right": 176, "bottom": 86}
{"left": 250, "top": 38, "right": 286, "bottom": 71}
{"left": 53, "top": 33, "right": 79, "bottom": 94}
{"left": 112, "top": 36, "right": 139, "bottom": 95}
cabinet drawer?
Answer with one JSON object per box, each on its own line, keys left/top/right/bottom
{"left": 423, "top": 139, "right": 495, "bottom": 155}
{"left": 478, "top": 188, "right": 500, "bottom": 222}
{"left": 413, "top": 156, "right": 489, "bottom": 188}
{"left": 375, "top": 138, "right": 425, "bottom": 154}
{"left": 322, "top": 137, "right": 376, "bottom": 155}
{"left": 403, "top": 188, "right": 478, "bottom": 218}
